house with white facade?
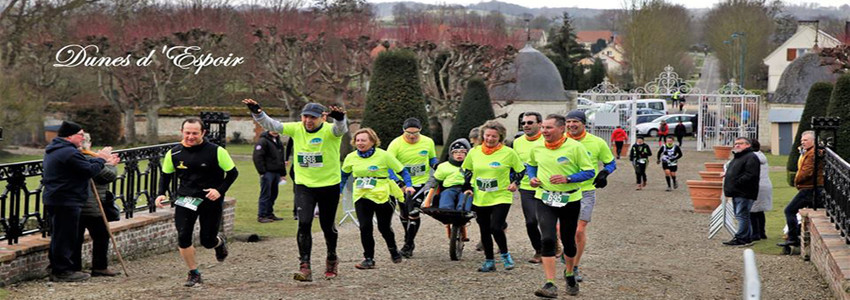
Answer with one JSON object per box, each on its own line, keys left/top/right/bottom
{"left": 763, "top": 21, "right": 842, "bottom": 94}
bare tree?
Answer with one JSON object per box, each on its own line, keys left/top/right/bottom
{"left": 704, "top": 0, "right": 774, "bottom": 89}
{"left": 621, "top": 0, "right": 692, "bottom": 86}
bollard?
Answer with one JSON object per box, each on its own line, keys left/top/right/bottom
{"left": 743, "top": 249, "right": 760, "bottom": 300}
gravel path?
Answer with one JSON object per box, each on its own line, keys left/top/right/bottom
{"left": 6, "top": 150, "right": 832, "bottom": 299}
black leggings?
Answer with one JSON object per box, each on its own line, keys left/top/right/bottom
{"left": 750, "top": 211, "right": 766, "bottom": 239}
{"left": 174, "top": 199, "right": 222, "bottom": 249}
{"left": 295, "top": 184, "right": 340, "bottom": 263}
{"left": 74, "top": 215, "right": 110, "bottom": 271}
{"left": 615, "top": 141, "right": 624, "bottom": 157}
{"left": 473, "top": 203, "right": 511, "bottom": 260}
{"left": 355, "top": 199, "right": 398, "bottom": 259}
{"left": 398, "top": 185, "right": 426, "bottom": 247}
{"left": 536, "top": 200, "right": 581, "bottom": 258}
{"left": 634, "top": 163, "right": 647, "bottom": 184}
{"left": 519, "top": 189, "right": 542, "bottom": 253}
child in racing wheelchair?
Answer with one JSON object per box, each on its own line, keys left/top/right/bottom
{"left": 427, "top": 138, "right": 473, "bottom": 212}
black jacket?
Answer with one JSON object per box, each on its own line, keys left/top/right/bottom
{"left": 629, "top": 143, "right": 652, "bottom": 164}
{"left": 42, "top": 138, "right": 106, "bottom": 207}
{"left": 723, "top": 148, "right": 760, "bottom": 200}
{"left": 674, "top": 123, "right": 687, "bottom": 137}
{"left": 252, "top": 131, "right": 286, "bottom": 174}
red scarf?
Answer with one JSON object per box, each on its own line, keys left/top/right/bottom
{"left": 566, "top": 130, "right": 587, "bottom": 141}
{"left": 545, "top": 135, "right": 567, "bottom": 150}
{"left": 481, "top": 143, "right": 503, "bottom": 155}
{"left": 526, "top": 132, "right": 542, "bottom": 141}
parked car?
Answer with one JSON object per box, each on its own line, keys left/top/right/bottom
{"left": 635, "top": 114, "right": 696, "bottom": 137}
{"left": 629, "top": 113, "right": 665, "bottom": 125}
{"left": 636, "top": 108, "right": 665, "bottom": 115}
{"left": 606, "top": 99, "right": 669, "bottom": 115}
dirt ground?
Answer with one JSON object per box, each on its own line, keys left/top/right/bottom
{"left": 6, "top": 149, "right": 832, "bottom": 299}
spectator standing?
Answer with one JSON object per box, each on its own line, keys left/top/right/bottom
{"left": 253, "top": 130, "right": 287, "bottom": 223}
{"left": 721, "top": 137, "right": 760, "bottom": 246}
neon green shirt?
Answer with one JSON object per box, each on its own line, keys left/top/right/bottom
{"left": 527, "top": 138, "right": 595, "bottom": 202}
{"left": 342, "top": 148, "right": 404, "bottom": 204}
{"left": 282, "top": 122, "right": 342, "bottom": 187}
{"left": 573, "top": 133, "right": 615, "bottom": 191}
{"left": 387, "top": 135, "right": 436, "bottom": 186}
{"left": 512, "top": 134, "right": 545, "bottom": 190}
{"left": 433, "top": 162, "right": 464, "bottom": 188}
{"left": 461, "top": 145, "right": 525, "bottom": 207}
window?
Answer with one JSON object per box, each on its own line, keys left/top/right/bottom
{"left": 648, "top": 102, "right": 664, "bottom": 111}
{"left": 636, "top": 103, "right": 647, "bottom": 109}
{"left": 786, "top": 48, "right": 796, "bottom": 61}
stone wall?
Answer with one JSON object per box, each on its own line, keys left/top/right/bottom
{"left": 0, "top": 198, "right": 236, "bottom": 286}
{"left": 801, "top": 209, "right": 850, "bottom": 300}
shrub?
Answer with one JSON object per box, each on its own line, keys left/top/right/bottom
{"left": 827, "top": 74, "right": 850, "bottom": 160}
{"left": 362, "top": 50, "right": 429, "bottom": 148}
{"left": 440, "top": 77, "right": 495, "bottom": 160}
{"left": 68, "top": 103, "right": 122, "bottom": 146}
{"left": 787, "top": 82, "right": 833, "bottom": 173}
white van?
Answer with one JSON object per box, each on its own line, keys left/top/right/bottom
{"left": 605, "top": 99, "right": 668, "bottom": 114}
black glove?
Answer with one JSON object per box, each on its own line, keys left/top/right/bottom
{"left": 593, "top": 170, "right": 609, "bottom": 189}
{"left": 328, "top": 109, "right": 345, "bottom": 121}
{"left": 246, "top": 102, "right": 262, "bottom": 114}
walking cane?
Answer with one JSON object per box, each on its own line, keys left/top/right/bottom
{"left": 90, "top": 180, "right": 130, "bottom": 277}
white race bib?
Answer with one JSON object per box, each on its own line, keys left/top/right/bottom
{"left": 174, "top": 196, "right": 203, "bottom": 211}
{"left": 476, "top": 178, "right": 499, "bottom": 192}
{"left": 297, "top": 152, "right": 324, "bottom": 168}
{"left": 406, "top": 164, "right": 427, "bottom": 177}
{"left": 355, "top": 177, "right": 377, "bottom": 189}
{"left": 540, "top": 190, "right": 571, "bottom": 208}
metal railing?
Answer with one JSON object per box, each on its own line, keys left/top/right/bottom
{"left": 0, "top": 142, "right": 179, "bottom": 244}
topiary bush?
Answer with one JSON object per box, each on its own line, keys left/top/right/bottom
{"left": 362, "top": 49, "right": 429, "bottom": 149}
{"left": 440, "top": 77, "right": 495, "bottom": 160}
{"left": 68, "top": 103, "right": 122, "bottom": 146}
{"left": 827, "top": 74, "right": 850, "bottom": 161}
{"left": 787, "top": 82, "right": 833, "bottom": 173}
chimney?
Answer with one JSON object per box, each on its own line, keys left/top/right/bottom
{"left": 845, "top": 21, "right": 850, "bottom": 44}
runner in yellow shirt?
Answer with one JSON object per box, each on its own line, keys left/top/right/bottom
{"left": 341, "top": 128, "right": 415, "bottom": 270}
{"left": 243, "top": 99, "right": 347, "bottom": 281}
{"left": 512, "top": 112, "right": 546, "bottom": 263}
{"left": 565, "top": 110, "right": 616, "bottom": 283}
{"left": 527, "top": 114, "right": 595, "bottom": 298}
{"left": 461, "top": 120, "right": 525, "bottom": 272}
{"left": 386, "top": 118, "right": 438, "bottom": 258}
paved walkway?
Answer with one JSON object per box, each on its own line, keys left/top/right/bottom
{"left": 6, "top": 151, "right": 832, "bottom": 299}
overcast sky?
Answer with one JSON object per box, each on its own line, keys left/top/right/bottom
{"left": 366, "top": 0, "right": 847, "bottom": 9}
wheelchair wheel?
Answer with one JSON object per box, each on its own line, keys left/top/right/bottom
{"left": 449, "top": 223, "right": 464, "bottom": 261}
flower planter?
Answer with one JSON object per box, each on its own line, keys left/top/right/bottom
{"left": 713, "top": 145, "right": 733, "bottom": 160}
{"left": 686, "top": 180, "right": 723, "bottom": 213}
{"left": 704, "top": 162, "right": 724, "bottom": 173}
{"left": 699, "top": 171, "right": 723, "bottom": 182}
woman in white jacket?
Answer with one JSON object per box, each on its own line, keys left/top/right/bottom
{"left": 749, "top": 139, "right": 772, "bottom": 241}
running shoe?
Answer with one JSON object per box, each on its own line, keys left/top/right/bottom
{"left": 400, "top": 244, "right": 414, "bottom": 258}
{"left": 534, "top": 282, "right": 558, "bottom": 298}
{"left": 324, "top": 259, "right": 339, "bottom": 279}
{"left": 478, "top": 259, "right": 496, "bottom": 272}
{"left": 390, "top": 249, "right": 403, "bottom": 264}
{"left": 501, "top": 253, "right": 515, "bottom": 270}
{"left": 293, "top": 262, "right": 312, "bottom": 282}
{"left": 214, "top": 233, "right": 228, "bottom": 262}
{"left": 184, "top": 271, "right": 202, "bottom": 287}
{"left": 673, "top": 181, "right": 679, "bottom": 189}
{"left": 355, "top": 258, "right": 375, "bottom": 269}
{"left": 565, "top": 272, "right": 580, "bottom": 296}
{"left": 528, "top": 253, "right": 542, "bottom": 264}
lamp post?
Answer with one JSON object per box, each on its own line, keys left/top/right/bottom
{"left": 723, "top": 40, "right": 735, "bottom": 80}
{"left": 731, "top": 32, "right": 746, "bottom": 88}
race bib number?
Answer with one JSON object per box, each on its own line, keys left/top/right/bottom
{"left": 476, "top": 178, "right": 499, "bottom": 192}
{"left": 405, "top": 164, "right": 427, "bottom": 177}
{"left": 355, "top": 177, "right": 377, "bottom": 189}
{"left": 667, "top": 160, "right": 678, "bottom": 166}
{"left": 541, "top": 190, "right": 571, "bottom": 208}
{"left": 174, "top": 196, "right": 204, "bottom": 211}
{"left": 297, "top": 152, "right": 324, "bottom": 168}
{"left": 637, "top": 158, "right": 647, "bottom": 164}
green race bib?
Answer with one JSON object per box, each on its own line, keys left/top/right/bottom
{"left": 297, "top": 152, "right": 324, "bottom": 168}
{"left": 667, "top": 160, "right": 678, "bottom": 166}
{"left": 476, "top": 178, "right": 499, "bottom": 192}
{"left": 541, "top": 190, "right": 571, "bottom": 208}
{"left": 355, "top": 177, "right": 378, "bottom": 189}
{"left": 174, "top": 196, "right": 204, "bottom": 211}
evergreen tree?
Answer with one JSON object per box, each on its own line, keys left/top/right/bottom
{"left": 440, "top": 77, "right": 495, "bottom": 160}
{"left": 546, "top": 12, "right": 590, "bottom": 90}
{"left": 828, "top": 74, "right": 850, "bottom": 160}
{"left": 362, "top": 50, "right": 429, "bottom": 149}
{"left": 787, "top": 82, "right": 832, "bottom": 176}
{"left": 588, "top": 59, "right": 607, "bottom": 89}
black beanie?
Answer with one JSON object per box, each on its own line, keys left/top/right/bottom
{"left": 403, "top": 118, "right": 422, "bottom": 130}
{"left": 565, "top": 110, "right": 587, "bottom": 124}
{"left": 57, "top": 121, "right": 83, "bottom": 138}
